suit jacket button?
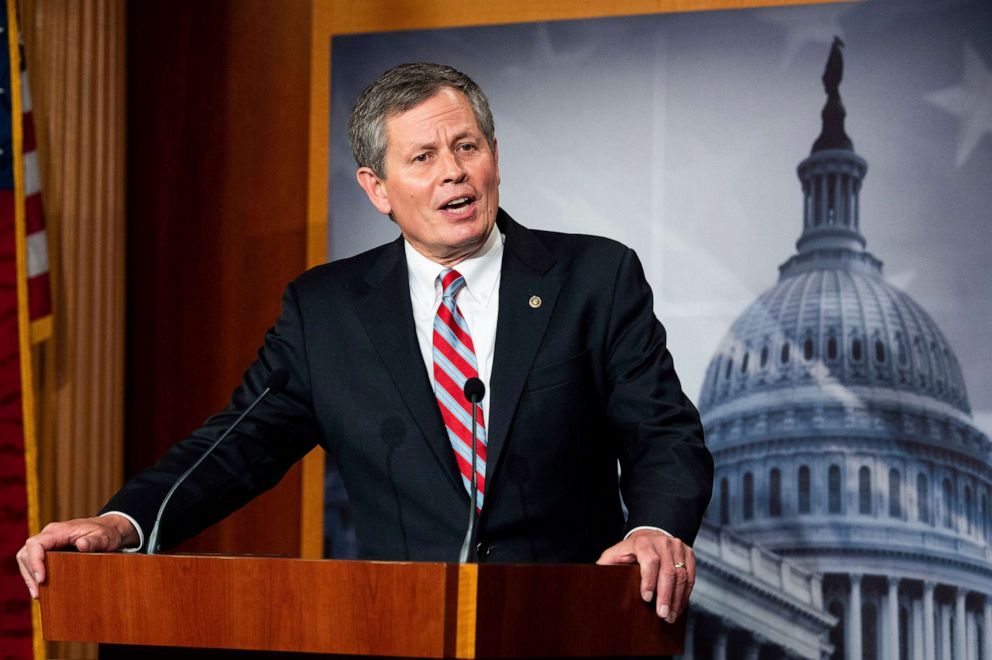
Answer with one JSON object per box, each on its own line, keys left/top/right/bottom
{"left": 476, "top": 542, "right": 493, "bottom": 558}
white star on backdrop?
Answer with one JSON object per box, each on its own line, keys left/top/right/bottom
{"left": 925, "top": 42, "right": 992, "bottom": 168}
{"left": 754, "top": 4, "right": 853, "bottom": 70}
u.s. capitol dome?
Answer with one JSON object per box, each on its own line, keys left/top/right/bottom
{"left": 695, "top": 38, "right": 992, "bottom": 660}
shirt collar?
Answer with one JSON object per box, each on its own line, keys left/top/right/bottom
{"left": 405, "top": 227, "right": 504, "bottom": 311}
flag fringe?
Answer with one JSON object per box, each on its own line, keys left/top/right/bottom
{"left": 30, "top": 315, "right": 52, "bottom": 343}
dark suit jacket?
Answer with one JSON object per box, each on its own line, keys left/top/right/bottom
{"left": 103, "top": 210, "right": 713, "bottom": 562}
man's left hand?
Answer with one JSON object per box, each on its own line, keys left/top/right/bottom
{"left": 596, "top": 529, "right": 695, "bottom": 623}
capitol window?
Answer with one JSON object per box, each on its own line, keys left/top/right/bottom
{"left": 803, "top": 335, "right": 815, "bottom": 361}
{"left": 743, "top": 472, "right": 754, "bottom": 521}
{"left": 889, "top": 469, "right": 901, "bottom": 518}
{"left": 827, "top": 331, "right": 838, "bottom": 361}
{"left": 851, "top": 336, "right": 863, "bottom": 362}
{"left": 875, "top": 336, "right": 886, "bottom": 363}
{"left": 798, "top": 465, "right": 811, "bottom": 514}
{"left": 760, "top": 344, "right": 769, "bottom": 369}
{"left": 828, "top": 465, "right": 842, "bottom": 514}
{"left": 982, "top": 493, "right": 989, "bottom": 542}
{"left": 781, "top": 342, "right": 790, "bottom": 364}
{"left": 859, "top": 466, "right": 872, "bottom": 515}
{"left": 942, "top": 479, "right": 953, "bottom": 529}
{"left": 769, "top": 468, "right": 782, "bottom": 517}
{"left": 965, "top": 486, "right": 973, "bottom": 535}
{"left": 917, "top": 473, "right": 929, "bottom": 524}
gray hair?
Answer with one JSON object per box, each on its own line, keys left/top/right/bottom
{"left": 348, "top": 63, "right": 496, "bottom": 178}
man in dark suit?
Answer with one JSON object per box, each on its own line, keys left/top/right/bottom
{"left": 17, "top": 63, "right": 712, "bottom": 624}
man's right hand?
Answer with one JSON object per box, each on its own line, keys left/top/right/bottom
{"left": 15, "top": 515, "right": 139, "bottom": 599}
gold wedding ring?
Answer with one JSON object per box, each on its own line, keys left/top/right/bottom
{"left": 674, "top": 561, "right": 686, "bottom": 569}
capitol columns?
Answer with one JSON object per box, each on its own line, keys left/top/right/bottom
{"left": 954, "top": 588, "right": 967, "bottom": 660}
{"left": 983, "top": 597, "right": 992, "bottom": 660}
{"left": 744, "top": 633, "right": 767, "bottom": 660}
{"left": 682, "top": 613, "right": 696, "bottom": 659}
{"left": 713, "top": 627, "right": 729, "bottom": 660}
{"left": 849, "top": 574, "right": 863, "bottom": 660}
{"left": 886, "top": 577, "right": 900, "bottom": 659}
{"left": 923, "top": 581, "right": 936, "bottom": 660}
{"left": 911, "top": 599, "right": 923, "bottom": 660}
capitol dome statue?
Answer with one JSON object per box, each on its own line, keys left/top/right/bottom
{"left": 696, "top": 38, "right": 992, "bottom": 660}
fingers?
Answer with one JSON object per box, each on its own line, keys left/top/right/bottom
{"left": 16, "top": 522, "right": 69, "bottom": 599}
{"left": 659, "top": 546, "right": 695, "bottom": 624}
{"left": 637, "top": 551, "right": 661, "bottom": 605}
{"left": 666, "top": 552, "right": 689, "bottom": 622}
{"left": 15, "top": 517, "right": 135, "bottom": 599}
{"left": 596, "top": 544, "right": 636, "bottom": 566}
{"left": 684, "top": 547, "right": 697, "bottom": 600}
{"left": 598, "top": 531, "right": 696, "bottom": 624}
{"left": 15, "top": 542, "right": 41, "bottom": 599}
{"left": 649, "top": 538, "right": 682, "bottom": 622}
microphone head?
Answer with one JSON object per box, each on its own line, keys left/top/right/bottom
{"left": 265, "top": 368, "right": 290, "bottom": 394}
{"left": 463, "top": 377, "right": 486, "bottom": 403}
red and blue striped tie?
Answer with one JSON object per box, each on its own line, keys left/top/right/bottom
{"left": 433, "top": 268, "right": 486, "bottom": 511}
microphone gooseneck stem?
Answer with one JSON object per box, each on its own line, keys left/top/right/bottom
{"left": 458, "top": 397, "right": 480, "bottom": 564}
{"left": 146, "top": 384, "right": 274, "bottom": 555}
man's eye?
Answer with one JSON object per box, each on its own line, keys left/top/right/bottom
{"left": 458, "top": 143, "right": 477, "bottom": 152}
{"left": 413, "top": 153, "right": 429, "bottom": 163}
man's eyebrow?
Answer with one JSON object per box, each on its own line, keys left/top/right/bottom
{"left": 450, "top": 130, "right": 479, "bottom": 143}
{"left": 403, "top": 139, "right": 437, "bottom": 153}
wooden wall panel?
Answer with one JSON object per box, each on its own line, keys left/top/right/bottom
{"left": 20, "top": 0, "right": 126, "bottom": 535}
{"left": 125, "top": 0, "right": 310, "bottom": 555}
{"left": 19, "top": 1, "right": 127, "bottom": 657}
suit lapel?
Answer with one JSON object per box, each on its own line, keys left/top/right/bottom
{"left": 487, "top": 212, "right": 559, "bottom": 490}
{"left": 353, "top": 238, "right": 465, "bottom": 497}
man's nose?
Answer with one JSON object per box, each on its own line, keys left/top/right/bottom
{"left": 439, "top": 149, "right": 467, "bottom": 184}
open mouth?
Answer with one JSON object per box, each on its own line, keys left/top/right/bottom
{"left": 441, "top": 196, "right": 476, "bottom": 211}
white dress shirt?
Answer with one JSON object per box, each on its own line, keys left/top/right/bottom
{"left": 404, "top": 227, "right": 503, "bottom": 429}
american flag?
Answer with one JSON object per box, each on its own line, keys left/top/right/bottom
{"left": 0, "top": 2, "right": 47, "bottom": 658}
{"left": 0, "top": 2, "right": 51, "bottom": 340}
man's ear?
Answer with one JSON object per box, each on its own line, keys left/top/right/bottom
{"left": 356, "top": 167, "right": 392, "bottom": 216}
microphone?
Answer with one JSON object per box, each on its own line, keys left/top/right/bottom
{"left": 146, "top": 368, "right": 290, "bottom": 555}
{"left": 458, "top": 377, "right": 485, "bottom": 563}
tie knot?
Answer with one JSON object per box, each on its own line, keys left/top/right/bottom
{"left": 439, "top": 269, "right": 466, "bottom": 299}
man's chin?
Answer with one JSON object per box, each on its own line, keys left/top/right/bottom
{"left": 433, "top": 227, "right": 493, "bottom": 264}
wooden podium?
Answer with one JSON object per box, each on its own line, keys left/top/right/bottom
{"left": 40, "top": 552, "right": 683, "bottom": 658}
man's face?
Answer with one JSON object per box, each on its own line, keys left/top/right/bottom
{"left": 356, "top": 88, "right": 500, "bottom": 266}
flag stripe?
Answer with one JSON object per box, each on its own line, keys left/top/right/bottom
{"left": 23, "top": 194, "right": 42, "bottom": 235}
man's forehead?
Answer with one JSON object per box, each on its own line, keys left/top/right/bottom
{"left": 386, "top": 87, "right": 478, "bottom": 126}
{"left": 385, "top": 89, "right": 482, "bottom": 147}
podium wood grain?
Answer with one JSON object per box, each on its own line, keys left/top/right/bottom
{"left": 40, "top": 552, "right": 682, "bottom": 657}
